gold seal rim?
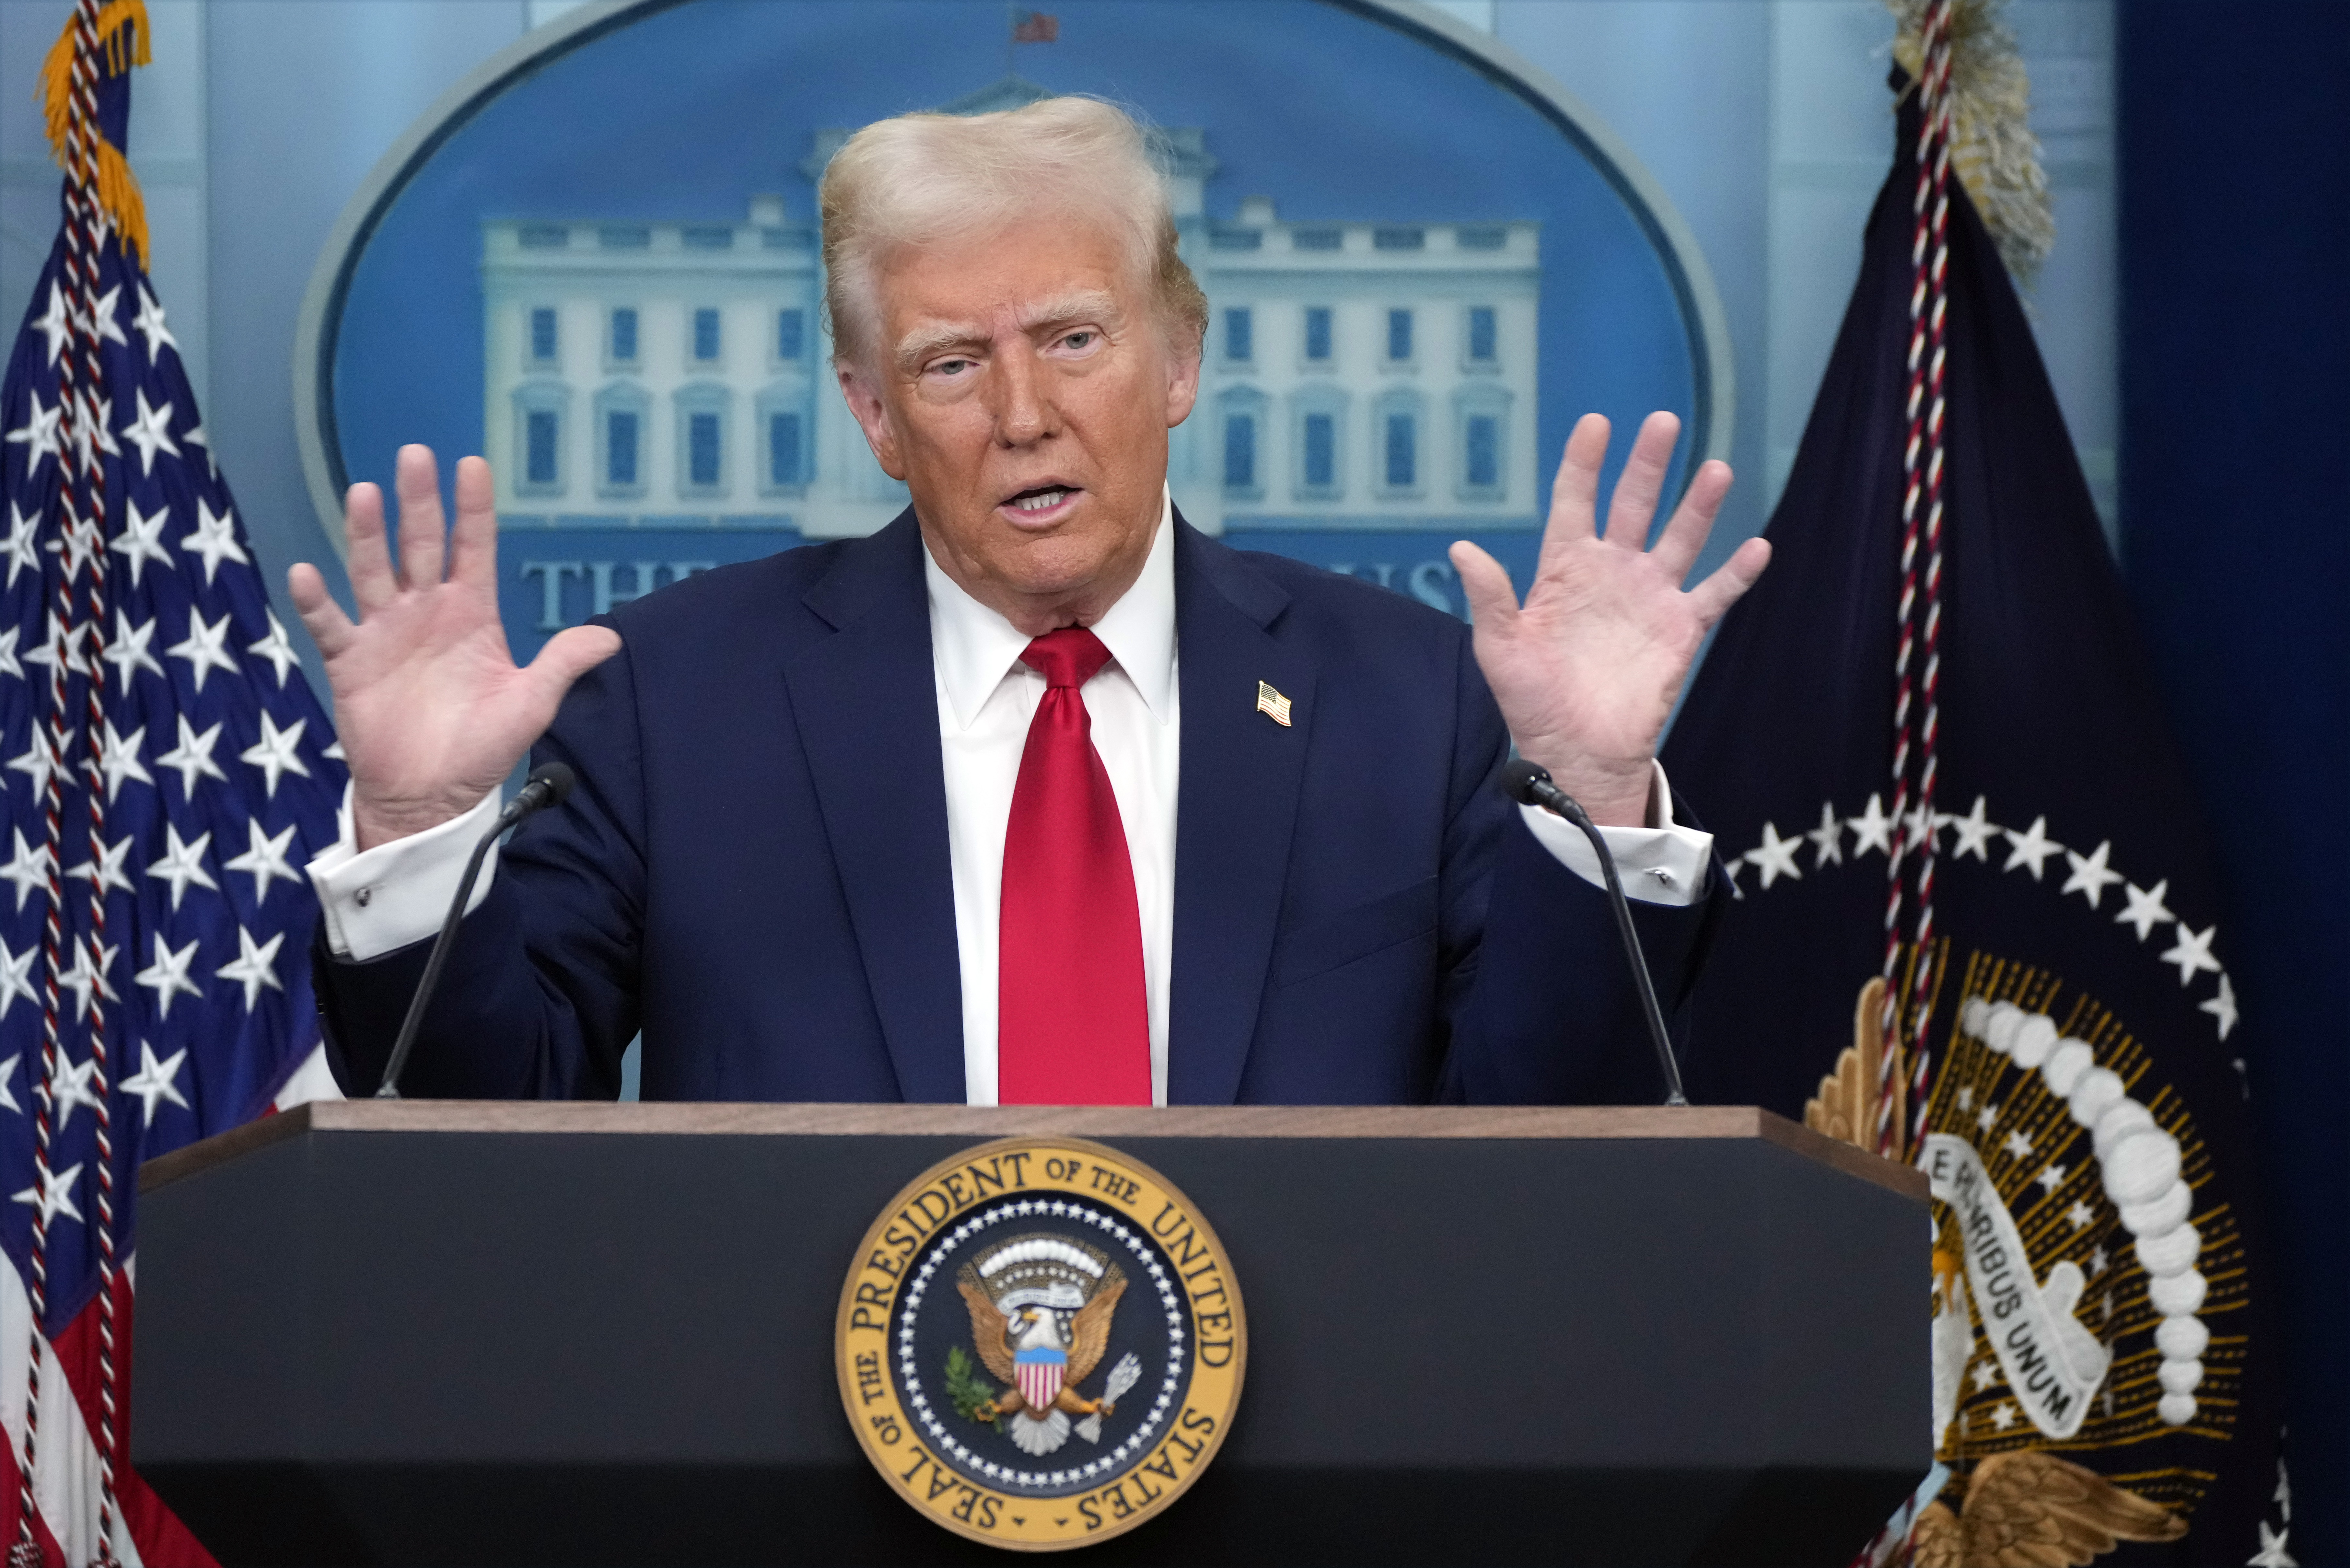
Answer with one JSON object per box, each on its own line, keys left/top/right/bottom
{"left": 834, "top": 1134, "right": 1247, "bottom": 1552}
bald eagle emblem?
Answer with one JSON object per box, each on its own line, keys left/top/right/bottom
{"left": 951, "top": 1233, "right": 1141, "bottom": 1457}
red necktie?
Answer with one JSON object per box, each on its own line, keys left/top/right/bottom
{"left": 997, "top": 628, "right": 1152, "bottom": 1105}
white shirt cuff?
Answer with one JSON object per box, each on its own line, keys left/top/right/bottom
{"left": 307, "top": 787, "right": 504, "bottom": 961}
{"left": 1517, "top": 760, "right": 1712, "bottom": 908}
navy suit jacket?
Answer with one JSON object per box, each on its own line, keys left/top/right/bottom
{"left": 316, "top": 510, "right": 1719, "bottom": 1105}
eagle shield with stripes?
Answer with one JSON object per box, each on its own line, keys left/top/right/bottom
{"left": 956, "top": 1234, "right": 1127, "bottom": 1458}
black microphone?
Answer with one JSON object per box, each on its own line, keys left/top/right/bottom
{"left": 1500, "top": 756, "right": 1689, "bottom": 1107}
{"left": 374, "top": 762, "right": 578, "bottom": 1099}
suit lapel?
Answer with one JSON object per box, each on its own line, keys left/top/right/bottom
{"left": 783, "top": 512, "right": 966, "bottom": 1102}
{"left": 1168, "top": 517, "right": 1313, "bottom": 1105}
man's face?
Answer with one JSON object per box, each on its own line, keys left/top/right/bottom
{"left": 839, "top": 214, "right": 1201, "bottom": 633}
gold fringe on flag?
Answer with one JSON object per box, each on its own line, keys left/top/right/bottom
{"left": 38, "top": 0, "right": 153, "bottom": 269}
{"left": 1886, "top": 0, "right": 2055, "bottom": 284}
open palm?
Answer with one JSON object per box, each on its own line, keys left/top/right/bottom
{"left": 1451, "top": 412, "right": 1771, "bottom": 827}
{"left": 287, "top": 446, "right": 621, "bottom": 850}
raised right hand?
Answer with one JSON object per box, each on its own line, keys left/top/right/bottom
{"left": 288, "top": 445, "right": 622, "bottom": 851}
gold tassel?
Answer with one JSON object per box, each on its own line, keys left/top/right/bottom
{"left": 1886, "top": 0, "right": 2055, "bottom": 285}
{"left": 36, "top": 1, "right": 154, "bottom": 270}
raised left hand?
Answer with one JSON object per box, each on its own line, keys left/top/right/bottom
{"left": 1450, "top": 411, "right": 1771, "bottom": 827}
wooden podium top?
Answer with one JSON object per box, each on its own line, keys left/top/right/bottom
{"left": 142, "top": 1098, "right": 1924, "bottom": 1199}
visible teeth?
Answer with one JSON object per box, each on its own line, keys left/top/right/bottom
{"left": 1011, "top": 489, "right": 1067, "bottom": 512}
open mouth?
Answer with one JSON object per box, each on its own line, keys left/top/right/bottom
{"left": 1001, "top": 485, "right": 1079, "bottom": 519}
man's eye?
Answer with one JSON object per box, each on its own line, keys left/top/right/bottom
{"left": 1062, "top": 332, "right": 1095, "bottom": 351}
{"left": 933, "top": 358, "right": 973, "bottom": 377}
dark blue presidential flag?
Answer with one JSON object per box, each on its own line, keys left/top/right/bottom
{"left": 0, "top": 3, "right": 343, "bottom": 1559}
{"left": 1661, "top": 62, "right": 2281, "bottom": 1568}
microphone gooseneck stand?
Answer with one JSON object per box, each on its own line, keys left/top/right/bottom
{"left": 1501, "top": 756, "right": 1689, "bottom": 1107}
{"left": 375, "top": 762, "right": 578, "bottom": 1099}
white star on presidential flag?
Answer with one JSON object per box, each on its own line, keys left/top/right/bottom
{"left": 2003, "top": 1130, "right": 2033, "bottom": 1159}
{"left": 94, "top": 718, "right": 153, "bottom": 802}
{"left": 0, "top": 939, "right": 36, "bottom": 1021}
{"left": 56, "top": 939, "right": 117, "bottom": 1022}
{"left": 24, "top": 614, "right": 90, "bottom": 679}
{"left": 66, "top": 832, "right": 134, "bottom": 897}
{"left": 1806, "top": 802, "right": 1844, "bottom": 867}
{"left": 7, "top": 729, "right": 60, "bottom": 800}
{"left": 69, "top": 392, "right": 121, "bottom": 470}
{"left": 2160, "top": 923, "right": 2222, "bottom": 986}
{"left": 145, "top": 824, "right": 218, "bottom": 911}
{"left": 0, "top": 628, "right": 19, "bottom": 681}
{"left": 80, "top": 284, "right": 127, "bottom": 350}
{"left": 2002, "top": 816, "right": 2062, "bottom": 880}
{"left": 102, "top": 609, "right": 164, "bottom": 690}
{"left": 1848, "top": 793, "right": 1894, "bottom": 857}
{"left": 4, "top": 388, "right": 62, "bottom": 464}
{"left": 133, "top": 933, "right": 205, "bottom": 1021}
{"left": 117, "top": 385, "right": 179, "bottom": 475}
{"left": 1946, "top": 795, "right": 1996, "bottom": 860}
{"left": 2200, "top": 973, "right": 2240, "bottom": 1040}
{"left": 2060, "top": 841, "right": 2125, "bottom": 909}
{"left": 167, "top": 607, "right": 239, "bottom": 692}
{"left": 216, "top": 924, "right": 286, "bottom": 1010}
{"left": 45, "top": 513, "right": 101, "bottom": 581}
{"left": 181, "top": 497, "right": 250, "bottom": 584}
{"left": 248, "top": 613, "right": 301, "bottom": 687}
{"left": 2035, "top": 1163, "right": 2068, "bottom": 1194}
{"left": 0, "top": 830, "right": 52, "bottom": 912}
{"left": 4, "top": 503, "right": 40, "bottom": 587}
{"left": 0, "top": 1055, "right": 18, "bottom": 1115}
{"left": 222, "top": 818, "right": 301, "bottom": 903}
{"left": 2114, "top": 878, "right": 2175, "bottom": 941}
{"left": 120, "top": 1040, "right": 191, "bottom": 1128}
{"left": 47, "top": 1049, "right": 105, "bottom": 1133}
{"left": 130, "top": 280, "right": 176, "bottom": 361}
{"left": 31, "top": 283, "right": 69, "bottom": 365}
{"left": 157, "top": 713, "right": 229, "bottom": 796}
{"left": 240, "top": 711, "right": 311, "bottom": 798}
{"left": 1747, "top": 821, "right": 1803, "bottom": 888}
{"left": 12, "top": 1162, "right": 85, "bottom": 1228}
{"left": 111, "top": 497, "right": 174, "bottom": 587}
{"left": 2066, "top": 1201, "right": 2096, "bottom": 1230}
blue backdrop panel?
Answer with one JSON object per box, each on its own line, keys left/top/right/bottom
{"left": 2118, "top": 4, "right": 2350, "bottom": 1550}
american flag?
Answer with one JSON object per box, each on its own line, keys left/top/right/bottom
{"left": 1, "top": 4, "right": 345, "bottom": 1561}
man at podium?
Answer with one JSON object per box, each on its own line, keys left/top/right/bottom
{"left": 291, "top": 97, "right": 1771, "bottom": 1108}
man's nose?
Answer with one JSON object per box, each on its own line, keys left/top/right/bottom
{"left": 990, "top": 346, "right": 1054, "bottom": 447}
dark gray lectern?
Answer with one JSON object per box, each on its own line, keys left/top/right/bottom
{"left": 134, "top": 1102, "right": 1927, "bottom": 1565}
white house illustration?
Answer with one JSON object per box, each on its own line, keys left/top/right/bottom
{"left": 481, "top": 81, "right": 1539, "bottom": 542}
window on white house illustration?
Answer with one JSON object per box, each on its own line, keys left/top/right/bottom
{"left": 769, "top": 412, "right": 803, "bottom": 486}
{"left": 607, "top": 411, "right": 639, "bottom": 486}
{"left": 1225, "top": 413, "right": 1256, "bottom": 491}
{"left": 1304, "top": 414, "right": 1336, "bottom": 488}
{"left": 528, "top": 412, "right": 559, "bottom": 483}
{"left": 1452, "top": 385, "right": 1512, "bottom": 503}
{"left": 674, "top": 385, "right": 729, "bottom": 497}
{"left": 1386, "top": 413, "right": 1416, "bottom": 488}
{"left": 692, "top": 308, "right": 722, "bottom": 364}
{"left": 689, "top": 416, "right": 720, "bottom": 485}
{"left": 1225, "top": 307, "right": 1253, "bottom": 364}
{"left": 529, "top": 307, "right": 558, "bottom": 366}
{"left": 777, "top": 308, "right": 806, "bottom": 362}
{"left": 512, "top": 382, "right": 568, "bottom": 498}
{"left": 610, "top": 308, "right": 638, "bottom": 365}
{"left": 1290, "top": 386, "right": 1345, "bottom": 502}
{"left": 1466, "top": 306, "right": 1497, "bottom": 366}
{"left": 595, "top": 383, "right": 649, "bottom": 498}
{"left": 1304, "top": 307, "right": 1332, "bottom": 364}
{"left": 1386, "top": 309, "right": 1413, "bottom": 363}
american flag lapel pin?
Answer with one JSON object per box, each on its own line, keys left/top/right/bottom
{"left": 1255, "top": 680, "right": 1293, "bottom": 727}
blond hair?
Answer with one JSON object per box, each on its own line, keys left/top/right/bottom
{"left": 819, "top": 96, "right": 1209, "bottom": 372}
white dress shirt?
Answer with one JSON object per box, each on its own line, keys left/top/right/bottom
{"left": 308, "top": 491, "right": 1713, "bottom": 1103}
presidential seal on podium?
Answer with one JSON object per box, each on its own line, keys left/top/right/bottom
{"left": 837, "top": 1137, "right": 1246, "bottom": 1550}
